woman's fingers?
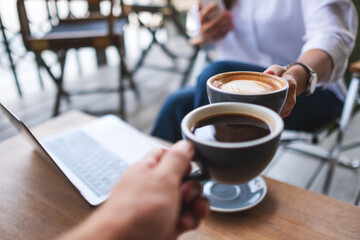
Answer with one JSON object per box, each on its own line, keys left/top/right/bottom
{"left": 200, "top": 3, "right": 220, "bottom": 23}
{"left": 264, "top": 64, "right": 287, "bottom": 76}
{"left": 280, "top": 73, "right": 297, "bottom": 117}
{"left": 264, "top": 65, "right": 297, "bottom": 118}
{"left": 207, "top": 13, "right": 233, "bottom": 40}
{"left": 200, "top": 6, "right": 233, "bottom": 43}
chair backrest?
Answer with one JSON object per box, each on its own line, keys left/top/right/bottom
{"left": 17, "top": 0, "right": 117, "bottom": 49}
{"left": 120, "top": 0, "right": 171, "bottom": 15}
{"left": 44, "top": 0, "right": 114, "bottom": 22}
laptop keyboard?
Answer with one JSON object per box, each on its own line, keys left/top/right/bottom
{"left": 42, "top": 131, "right": 129, "bottom": 197}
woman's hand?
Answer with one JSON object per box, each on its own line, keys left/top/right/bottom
{"left": 199, "top": 3, "right": 233, "bottom": 44}
{"left": 264, "top": 50, "right": 333, "bottom": 118}
{"left": 264, "top": 65, "right": 297, "bottom": 118}
{"left": 58, "top": 141, "right": 209, "bottom": 240}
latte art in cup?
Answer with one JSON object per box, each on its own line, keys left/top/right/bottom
{"left": 215, "top": 79, "right": 280, "bottom": 94}
{"left": 207, "top": 72, "right": 289, "bottom": 113}
{"left": 212, "top": 78, "right": 284, "bottom": 95}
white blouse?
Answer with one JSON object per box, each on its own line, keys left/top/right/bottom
{"left": 192, "top": 0, "right": 358, "bottom": 99}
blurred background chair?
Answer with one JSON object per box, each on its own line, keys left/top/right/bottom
{"left": 281, "top": 0, "right": 360, "bottom": 198}
{"left": 122, "top": 0, "right": 200, "bottom": 87}
{"left": 0, "top": 13, "right": 23, "bottom": 97}
{"left": 17, "top": 0, "right": 138, "bottom": 118}
{"left": 1, "top": 11, "right": 45, "bottom": 97}
{"left": 281, "top": 66, "right": 360, "bottom": 195}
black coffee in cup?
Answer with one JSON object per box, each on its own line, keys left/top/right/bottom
{"left": 191, "top": 113, "right": 270, "bottom": 143}
{"left": 182, "top": 102, "right": 284, "bottom": 184}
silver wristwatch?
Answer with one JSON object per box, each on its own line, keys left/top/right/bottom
{"left": 287, "top": 62, "right": 318, "bottom": 95}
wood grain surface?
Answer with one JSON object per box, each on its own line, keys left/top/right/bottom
{"left": 0, "top": 111, "right": 359, "bottom": 240}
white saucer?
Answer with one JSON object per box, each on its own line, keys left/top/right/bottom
{"left": 201, "top": 176, "right": 267, "bottom": 213}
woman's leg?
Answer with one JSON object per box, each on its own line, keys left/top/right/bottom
{"left": 284, "top": 87, "right": 343, "bottom": 131}
{"left": 151, "top": 87, "right": 196, "bottom": 143}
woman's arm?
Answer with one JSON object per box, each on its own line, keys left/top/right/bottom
{"left": 266, "top": 0, "right": 358, "bottom": 117}
{"left": 265, "top": 49, "right": 333, "bottom": 117}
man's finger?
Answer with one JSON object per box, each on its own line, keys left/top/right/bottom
{"left": 181, "top": 181, "right": 202, "bottom": 203}
{"left": 157, "top": 141, "right": 194, "bottom": 178}
{"left": 138, "top": 148, "right": 167, "bottom": 169}
{"left": 192, "top": 197, "right": 210, "bottom": 219}
{"left": 178, "top": 211, "right": 200, "bottom": 232}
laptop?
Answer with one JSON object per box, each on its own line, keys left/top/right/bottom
{"left": 0, "top": 103, "right": 163, "bottom": 206}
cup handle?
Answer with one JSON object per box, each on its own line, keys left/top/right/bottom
{"left": 182, "top": 161, "right": 210, "bottom": 182}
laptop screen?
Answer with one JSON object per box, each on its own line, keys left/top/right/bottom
{"left": 0, "top": 103, "right": 53, "bottom": 160}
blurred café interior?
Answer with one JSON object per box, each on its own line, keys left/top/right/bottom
{"left": 0, "top": 0, "right": 360, "bottom": 237}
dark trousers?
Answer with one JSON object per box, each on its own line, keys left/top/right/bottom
{"left": 151, "top": 61, "right": 343, "bottom": 142}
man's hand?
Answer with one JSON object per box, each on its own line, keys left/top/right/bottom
{"left": 199, "top": 3, "right": 233, "bottom": 44}
{"left": 58, "top": 141, "right": 209, "bottom": 240}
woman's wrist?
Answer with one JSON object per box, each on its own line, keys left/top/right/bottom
{"left": 286, "top": 64, "right": 309, "bottom": 96}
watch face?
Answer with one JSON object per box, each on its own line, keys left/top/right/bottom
{"left": 309, "top": 73, "right": 318, "bottom": 94}
{"left": 287, "top": 62, "right": 318, "bottom": 95}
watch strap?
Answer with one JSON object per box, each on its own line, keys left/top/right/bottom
{"left": 286, "top": 62, "right": 316, "bottom": 95}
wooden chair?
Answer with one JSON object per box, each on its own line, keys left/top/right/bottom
{"left": 122, "top": 0, "right": 200, "bottom": 87}
{"left": 17, "top": 0, "right": 138, "bottom": 118}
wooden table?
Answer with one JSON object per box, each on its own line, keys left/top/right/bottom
{"left": 0, "top": 111, "right": 359, "bottom": 240}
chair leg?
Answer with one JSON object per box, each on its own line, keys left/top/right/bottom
{"left": 35, "top": 58, "right": 45, "bottom": 91}
{"left": 282, "top": 142, "right": 360, "bottom": 168}
{"left": 1, "top": 16, "right": 22, "bottom": 97}
{"left": 170, "top": 8, "right": 190, "bottom": 39}
{"left": 75, "top": 49, "right": 83, "bottom": 76}
{"left": 118, "top": 49, "right": 127, "bottom": 120}
{"left": 155, "top": 33, "right": 177, "bottom": 61}
{"left": 284, "top": 76, "right": 360, "bottom": 193}
{"left": 132, "top": 17, "right": 178, "bottom": 74}
{"left": 342, "top": 139, "right": 360, "bottom": 151}
{"left": 180, "top": 45, "right": 200, "bottom": 87}
{"left": 6, "top": 46, "right": 22, "bottom": 97}
{"left": 322, "top": 76, "right": 360, "bottom": 194}
{"left": 322, "top": 137, "right": 343, "bottom": 194}
{"left": 54, "top": 50, "right": 67, "bottom": 116}
{"left": 132, "top": 35, "right": 156, "bottom": 74}
{"left": 355, "top": 189, "right": 360, "bottom": 206}
{"left": 117, "top": 46, "right": 139, "bottom": 97}
{"left": 36, "top": 50, "right": 68, "bottom": 116}
{"left": 119, "top": 62, "right": 126, "bottom": 120}
{"left": 116, "top": 44, "right": 139, "bottom": 120}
